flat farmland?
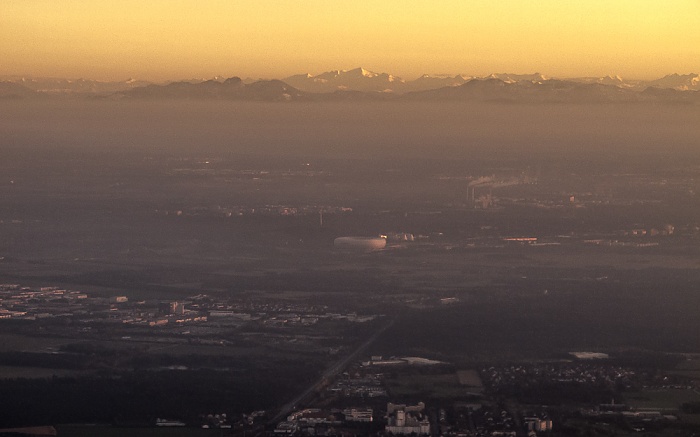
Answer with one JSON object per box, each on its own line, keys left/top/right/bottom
{"left": 625, "top": 389, "right": 700, "bottom": 410}
{"left": 457, "top": 369, "right": 484, "bottom": 393}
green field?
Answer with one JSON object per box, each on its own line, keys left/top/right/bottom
{"left": 676, "top": 358, "right": 700, "bottom": 371}
{"left": 624, "top": 389, "right": 700, "bottom": 410}
{"left": 456, "top": 369, "right": 484, "bottom": 393}
{"left": 56, "top": 425, "right": 231, "bottom": 437}
{"left": 0, "top": 365, "right": 73, "bottom": 379}
{"left": 668, "top": 358, "right": 700, "bottom": 383}
{"left": 0, "top": 333, "right": 72, "bottom": 352}
{"left": 386, "top": 372, "right": 471, "bottom": 400}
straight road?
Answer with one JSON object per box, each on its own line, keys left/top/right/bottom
{"left": 269, "top": 316, "right": 395, "bottom": 425}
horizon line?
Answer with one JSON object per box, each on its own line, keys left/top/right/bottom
{"left": 2, "top": 68, "right": 699, "bottom": 84}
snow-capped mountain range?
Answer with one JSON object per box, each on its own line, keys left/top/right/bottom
{"left": 283, "top": 67, "right": 405, "bottom": 93}
{"left": 2, "top": 69, "right": 699, "bottom": 102}
{"left": 0, "top": 75, "right": 150, "bottom": 95}
{"left": 282, "top": 68, "right": 700, "bottom": 94}
{"left": 645, "top": 73, "right": 700, "bottom": 91}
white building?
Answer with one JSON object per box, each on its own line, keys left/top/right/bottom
{"left": 385, "top": 402, "right": 430, "bottom": 435}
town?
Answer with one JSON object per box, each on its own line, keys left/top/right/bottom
{"left": 2, "top": 281, "right": 700, "bottom": 435}
{"left": 3, "top": 152, "right": 700, "bottom": 435}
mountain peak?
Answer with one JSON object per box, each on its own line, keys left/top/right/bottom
{"left": 223, "top": 76, "right": 242, "bottom": 85}
{"left": 346, "top": 67, "right": 377, "bottom": 78}
{"left": 283, "top": 67, "right": 404, "bottom": 93}
{"left": 487, "top": 72, "right": 548, "bottom": 83}
{"left": 647, "top": 73, "right": 700, "bottom": 91}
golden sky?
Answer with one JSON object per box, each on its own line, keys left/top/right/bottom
{"left": 1, "top": 0, "right": 698, "bottom": 81}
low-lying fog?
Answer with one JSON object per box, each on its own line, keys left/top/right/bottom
{"left": 2, "top": 101, "right": 698, "bottom": 160}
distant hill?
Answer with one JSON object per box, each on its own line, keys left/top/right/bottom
{"left": 567, "top": 75, "right": 637, "bottom": 88}
{"left": 0, "top": 75, "right": 150, "bottom": 96}
{"left": 644, "top": 73, "right": 700, "bottom": 91}
{"left": 403, "top": 74, "right": 471, "bottom": 92}
{"left": 639, "top": 86, "right": 700, "bottom": 103}
{"left": 401, "top": 78, "right": 700, "bottom": 104}
{"left": 0, "top": 81, "right": 36, "bottom": 99}
{"left": 485, "top": 72, "right": 548, "bottom": 83}
{"left": 116, "top": 77, "right": 307, "bottom": 101}
{"left": 1, "top": 69, "right": 699, "bottom": 104}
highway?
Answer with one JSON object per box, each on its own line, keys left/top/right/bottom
{"left": 269, "top": 316, "right": 395, "bottom": 425}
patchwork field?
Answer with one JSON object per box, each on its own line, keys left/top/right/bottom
{"left": 625, "top": 389, "right": 700, "bottom": 410}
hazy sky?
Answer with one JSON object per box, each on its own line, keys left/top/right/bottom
{"left": 1, "top": 0, "right": 698, "bottom": 82}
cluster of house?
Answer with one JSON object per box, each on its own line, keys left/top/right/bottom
{"left": 274, "top": 408, "right": 367, "bottom": 435}
{"left": 275, "top": 403, "right": 431, "bottom": 436}
{"left": 0, "top": 284, "right": 89, "bottom": 319}
{"left": 482, "top": 363, "right": 638, "bottom": 393}
{"left": 0, "top": 284, "right": 378, "bottom": 332}
{"left": 328, "top": 372, "right": 387, "bottom": 398}
{"left": 157, "top": 203, "right": 352, "bottom": 219}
